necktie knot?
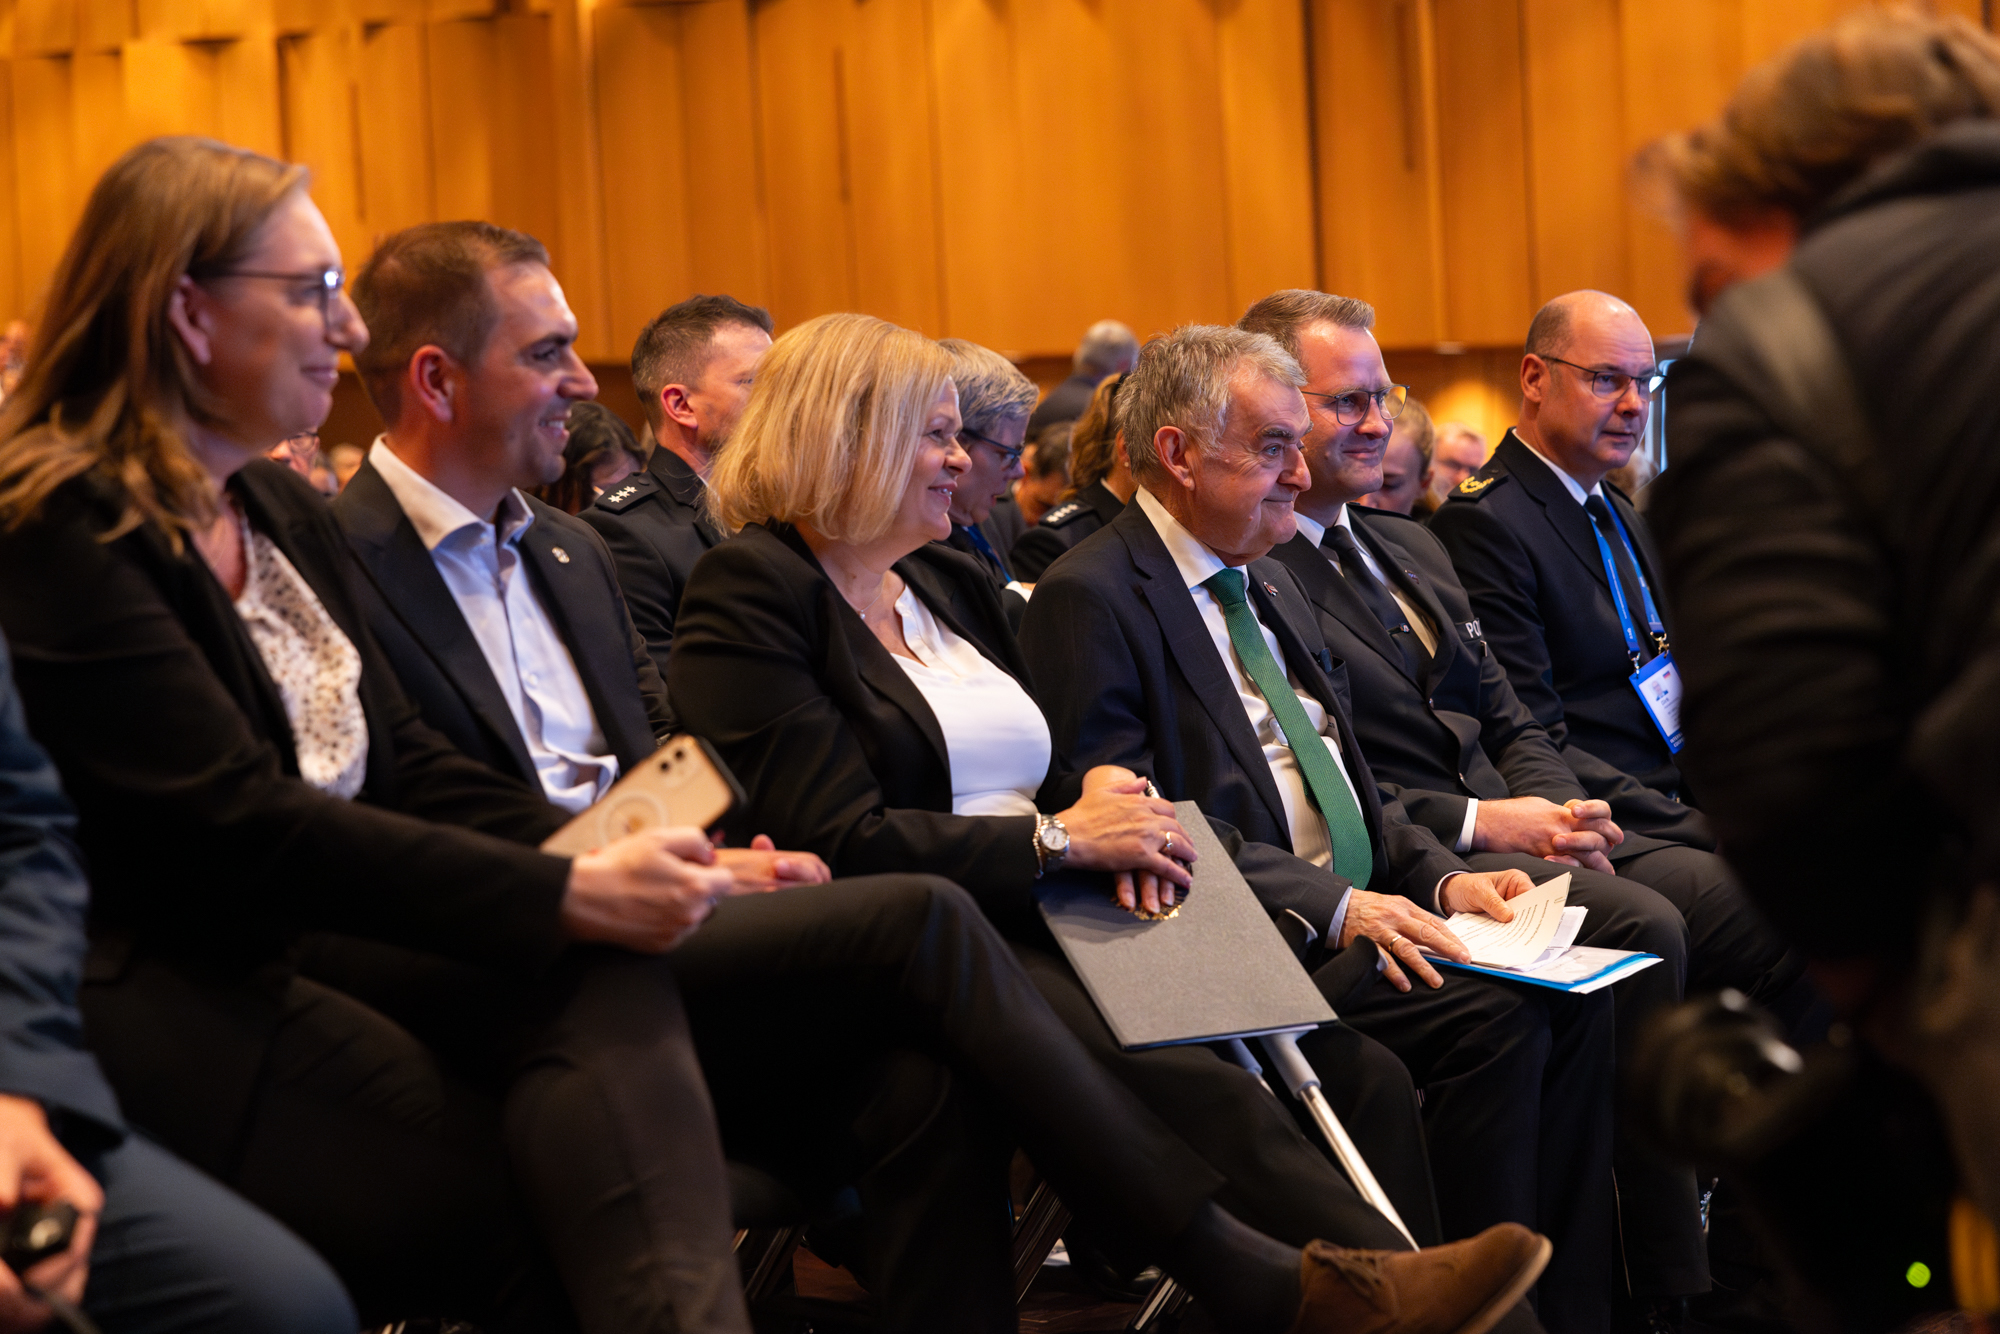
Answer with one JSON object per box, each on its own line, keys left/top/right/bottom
{"left": 1202, "top": 567, "right": 1250, "bottom": 608}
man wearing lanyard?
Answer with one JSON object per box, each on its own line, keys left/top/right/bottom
{"left": 1431, "top": 292, "right": 1688, "bottom": 803}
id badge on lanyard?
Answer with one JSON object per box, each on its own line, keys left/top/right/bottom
{"left": 1588, "top": 503, "right": 1684, "bottom": 754}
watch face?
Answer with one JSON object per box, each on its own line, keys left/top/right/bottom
{"left": 1040, "top": 822, "right": 1069, "bottom": 853}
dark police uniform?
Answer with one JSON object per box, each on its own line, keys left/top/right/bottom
{"left": 580, "top": 445, "right": 721, "bottom": 677}
{"left": 1008, "top": 480, "right": 1128, "bottom": 583}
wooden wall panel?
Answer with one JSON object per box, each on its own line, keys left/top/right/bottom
{"left": 1520, "top": 0, "right": 1628, "bottom": 307}
{"left": 1432, "top": 0, "right": 1534, "bottom": 345}
{"left": 593, "top": 4, "right": 692, "bottom": 349}
{"left": 1214, "top": 0, "right": 1318, "bottom": 320}
{"left": 0, "top": 0, "right": 1991, "bottom": 360}
{"left": 753, "top": 0, "right": 858, "bottom": 327}
{"left": 839, "top": 0, "right": 943, "bottom": 334}
{"left": 354, "top": 21, "right": 431, "bottom": 238}
{"left": 674, "top": 0, "right": 764, "bottom": 306}
{"left": 1311, "top": 0, "right": 1446, "bottom": 346}
{"left": 11, "top": 55, "right": 73, "bottom": 308}
{"left": 1005, "top": 0, "right": 1123, "bottom": 351}
{"left": 928, "top": 0, "right": 1031, "bottom": 351}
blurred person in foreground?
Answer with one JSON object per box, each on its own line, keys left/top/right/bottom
{"left": 1010, "top": 373, "right": 1135, "bottom": 582}
{"left": 535, "top": 400, "right": 643, "bottom": 514}
{"left": 1635, "top": 7, "right": 2000, "bottom": 1325}
{"left": 1362, "top": 396, "right": 1437, "bottom": 518}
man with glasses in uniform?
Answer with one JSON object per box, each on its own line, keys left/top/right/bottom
{"left": 1429, "top": 292, "right": 1688, "bottom": 808}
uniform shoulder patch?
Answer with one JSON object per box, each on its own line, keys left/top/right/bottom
{"left": 593, "top": 472, "right": 658, "bottom": 514}
{"left": 1450, "top": 474, "right": 1507, "bottom": 502}
{"left": 1042, "top": 501, "right": 1089, "bottom": 528}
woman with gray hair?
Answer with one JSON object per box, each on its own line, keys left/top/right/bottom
{"left": 938, "top": 338, "right": 1038, "bottom": 583}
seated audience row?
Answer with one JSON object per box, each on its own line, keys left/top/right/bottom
{"left": 0, "top": 139, "right": 1550, "bottom": 1334}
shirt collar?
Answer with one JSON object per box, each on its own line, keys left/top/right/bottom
{"left": 371, "top": 438, "right": 536, "bottom": 552}
{"left": 1135, "top": 485, "right": 1232, "bottom": 590}
{"left": 1516, "top": 432, "right": 1603, "bottom": 506}
{"left": 1293, "top": 509, "right": 1326, "bottom": 548}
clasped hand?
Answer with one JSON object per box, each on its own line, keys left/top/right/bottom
{"left": 1337, "top": 868, "right": 1537, "bottom": 993}
{"left": 0, "top": 1095, "right": 99, "bottom": 1332}
{"left": 1062, "top": 767, "right": 1196, "bottom": 918}
{"left": 561, "top": 828, "right": 830, "bottom": 952}
{"left": 1472, "top": 797, "right": 1623, "bottom": 874}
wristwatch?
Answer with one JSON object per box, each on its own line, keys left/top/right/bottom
{"left": 1033, "top": 814, "right": 1070, "bottom": 877}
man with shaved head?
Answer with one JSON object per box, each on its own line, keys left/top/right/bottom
{"left": 1431, "top": 293, "right": 1684, "bottom": 802}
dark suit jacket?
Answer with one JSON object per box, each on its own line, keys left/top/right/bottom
{"left": 333, "top": 457, "right": 673, "bottom": 788}
{"left": 1025, "top": 372, "right": 1099, "bottom": 436}
{"left": 1010, "top": 480, "right": 1127, "bottom": 583}
{"left": 1269, "top": 511, "right": 1712, "bottom": 857}
{"left": 1650, "top": 122, "right": 2000, "bottom": 956}
{"left": 1429, "top": 430, "right": 1684, "bottom": 797}
{"left": 580, "top": 444, "right": 721, "bottom": 676}
{"left": 979, "top": 498, "right": 1027, "bottom": 564}
{"left": 0, "top": 460, "right": 571, "bottom": 977}
{"left": 0, "top": 632, "right": 124, "bottom": 1147}
{"left": 666, "top": 521, "right": 1346, "bottom": 932}
{"left": 1017, "top": 501, "right": 1466, "bottom": 915}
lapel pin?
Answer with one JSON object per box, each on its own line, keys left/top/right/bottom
{"left": 551, "top": 546, "right": 571, "bottom": 564}
{"left": 1261, "top": 581, "right": 1279, "bottom": 597}
{"left": 1404, "top": 569, "right": 1421, "bottom": 583}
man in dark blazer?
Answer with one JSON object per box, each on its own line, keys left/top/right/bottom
{"left": 1020, "top": 323, "right": 1617, "bottom": 1334}
{"left": 0, "top": 631, "right": 356, "bottom": 1334}
{"left": 581, "top": 295, "right": 773, "bottom": 674}
{"left": 1429, "top": 292, "right": 1684, "bottom": 802}
{"left": 1024, "top": 319, "right": 1138, "bottom": 436}
{"left": 1239, "top": 290, "right": 1816, "bottom": 1319}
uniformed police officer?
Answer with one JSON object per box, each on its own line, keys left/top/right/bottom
{"left": 582, "top": 295, "right": 773, "bottom": 673}
{"left": 1009, "top": 372, "right": 1137, "bottom": 583}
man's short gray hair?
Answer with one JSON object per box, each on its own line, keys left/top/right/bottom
{"left": 1118, "top": 325, "right": 1304, "bottom": 487}
{"left": 938, "top": 339, "right": 1039, "bottom": 440}
{"left": 1235, "top": 289, "right": 1376, "bottom": 363}
{"left": 1075, "top": 319, "right": 1140, "bottom": 376}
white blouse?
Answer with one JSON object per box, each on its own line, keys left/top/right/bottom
{"left": 231, "top": 511, "right": 370, "bottom": 799}
{"left": 890, "top": 587, "right": 1051, "bottom": 817}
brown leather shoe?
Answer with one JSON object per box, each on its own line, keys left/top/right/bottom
{"left": 1286, "top": 1223, "right": 1552, "bottom": 1334}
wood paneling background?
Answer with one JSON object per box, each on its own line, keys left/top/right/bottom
{"left": 0, "top": 0, "right": 1984, "bottom": 379}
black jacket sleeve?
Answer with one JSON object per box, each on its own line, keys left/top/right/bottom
{"left": 667, "top": 536, "right": 1042, "bottom": 914}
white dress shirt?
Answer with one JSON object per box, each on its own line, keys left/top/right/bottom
{"left": 370, "top": 440, "right": 617, "bottom": 813}
{"left": 1295, "top": 507, "right": 1477, "bottom": 853}
{"left": 888, "top": 587, "right": 1052, "bottom": 817}
{"left": 1135, "top": 488, "right": 1379, "bottom": 945}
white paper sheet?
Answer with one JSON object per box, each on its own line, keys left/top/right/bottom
{"left": 1439, "top": 873, "right": 1570, "bottom": 968}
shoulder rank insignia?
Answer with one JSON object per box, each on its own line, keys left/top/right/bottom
{"left": 1456, "top": 475, "right": 1497, "bottom": 496}
{"left": 1043, "top": 501, "right": 1087, "bottom": 527}
{"left": 594, "top": 473, "right": 657, "bottom": 514}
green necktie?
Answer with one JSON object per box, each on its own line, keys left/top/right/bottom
{"left": 1203, "top": 568, "right": 1373, "bottom": 888}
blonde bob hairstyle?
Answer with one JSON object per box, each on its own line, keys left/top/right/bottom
{"left": 0, "top": 136, "right": 308, "bottom": 547}
{"left": 707, "top": 312, "right": 954, "bottom": 544}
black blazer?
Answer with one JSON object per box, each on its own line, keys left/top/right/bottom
{"left": 333, "top": 457, "right": 673, "bottom": 788}
{"left": 1429, "top": 430, "right": 1684, "bottom": 797}
{"left": 1010, "top": 480, "right": 1127, "bottom": 583}
{"left": 666, "top": 522, "right": 1345, "bottom": 931}
{"left": 1269, "top": 511, "right": 1712, "bottom": 856}
{"left": 1017, "top": 501, "right": 1465, "bottom": 915}
{"left": 0, "top": 460, "right": 572, "bottom": 976}
{"left": 580, "top": 444, "right": 722, "bottom": 676}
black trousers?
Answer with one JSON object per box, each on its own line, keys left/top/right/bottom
{"left": 1464, "top": 849, "right": 1813, "bottom": 1304}
{"left": 1336, "top": 939, "right": 1617, "bottom": 1334}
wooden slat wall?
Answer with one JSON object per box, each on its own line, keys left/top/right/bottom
{"left": 0, "top": 0, "right": 1985, "bottom": 365}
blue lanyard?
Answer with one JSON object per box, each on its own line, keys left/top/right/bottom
{"left": 1586, "top": 499, "right": 1667, "bottom": 664}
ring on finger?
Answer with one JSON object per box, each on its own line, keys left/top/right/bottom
{"left": 1386, "top": 933, "right": 1404, "bottom": 950}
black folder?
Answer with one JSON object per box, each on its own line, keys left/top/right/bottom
{"left": 1034, "top": 801, "right": 1336, "bottom": 1050}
